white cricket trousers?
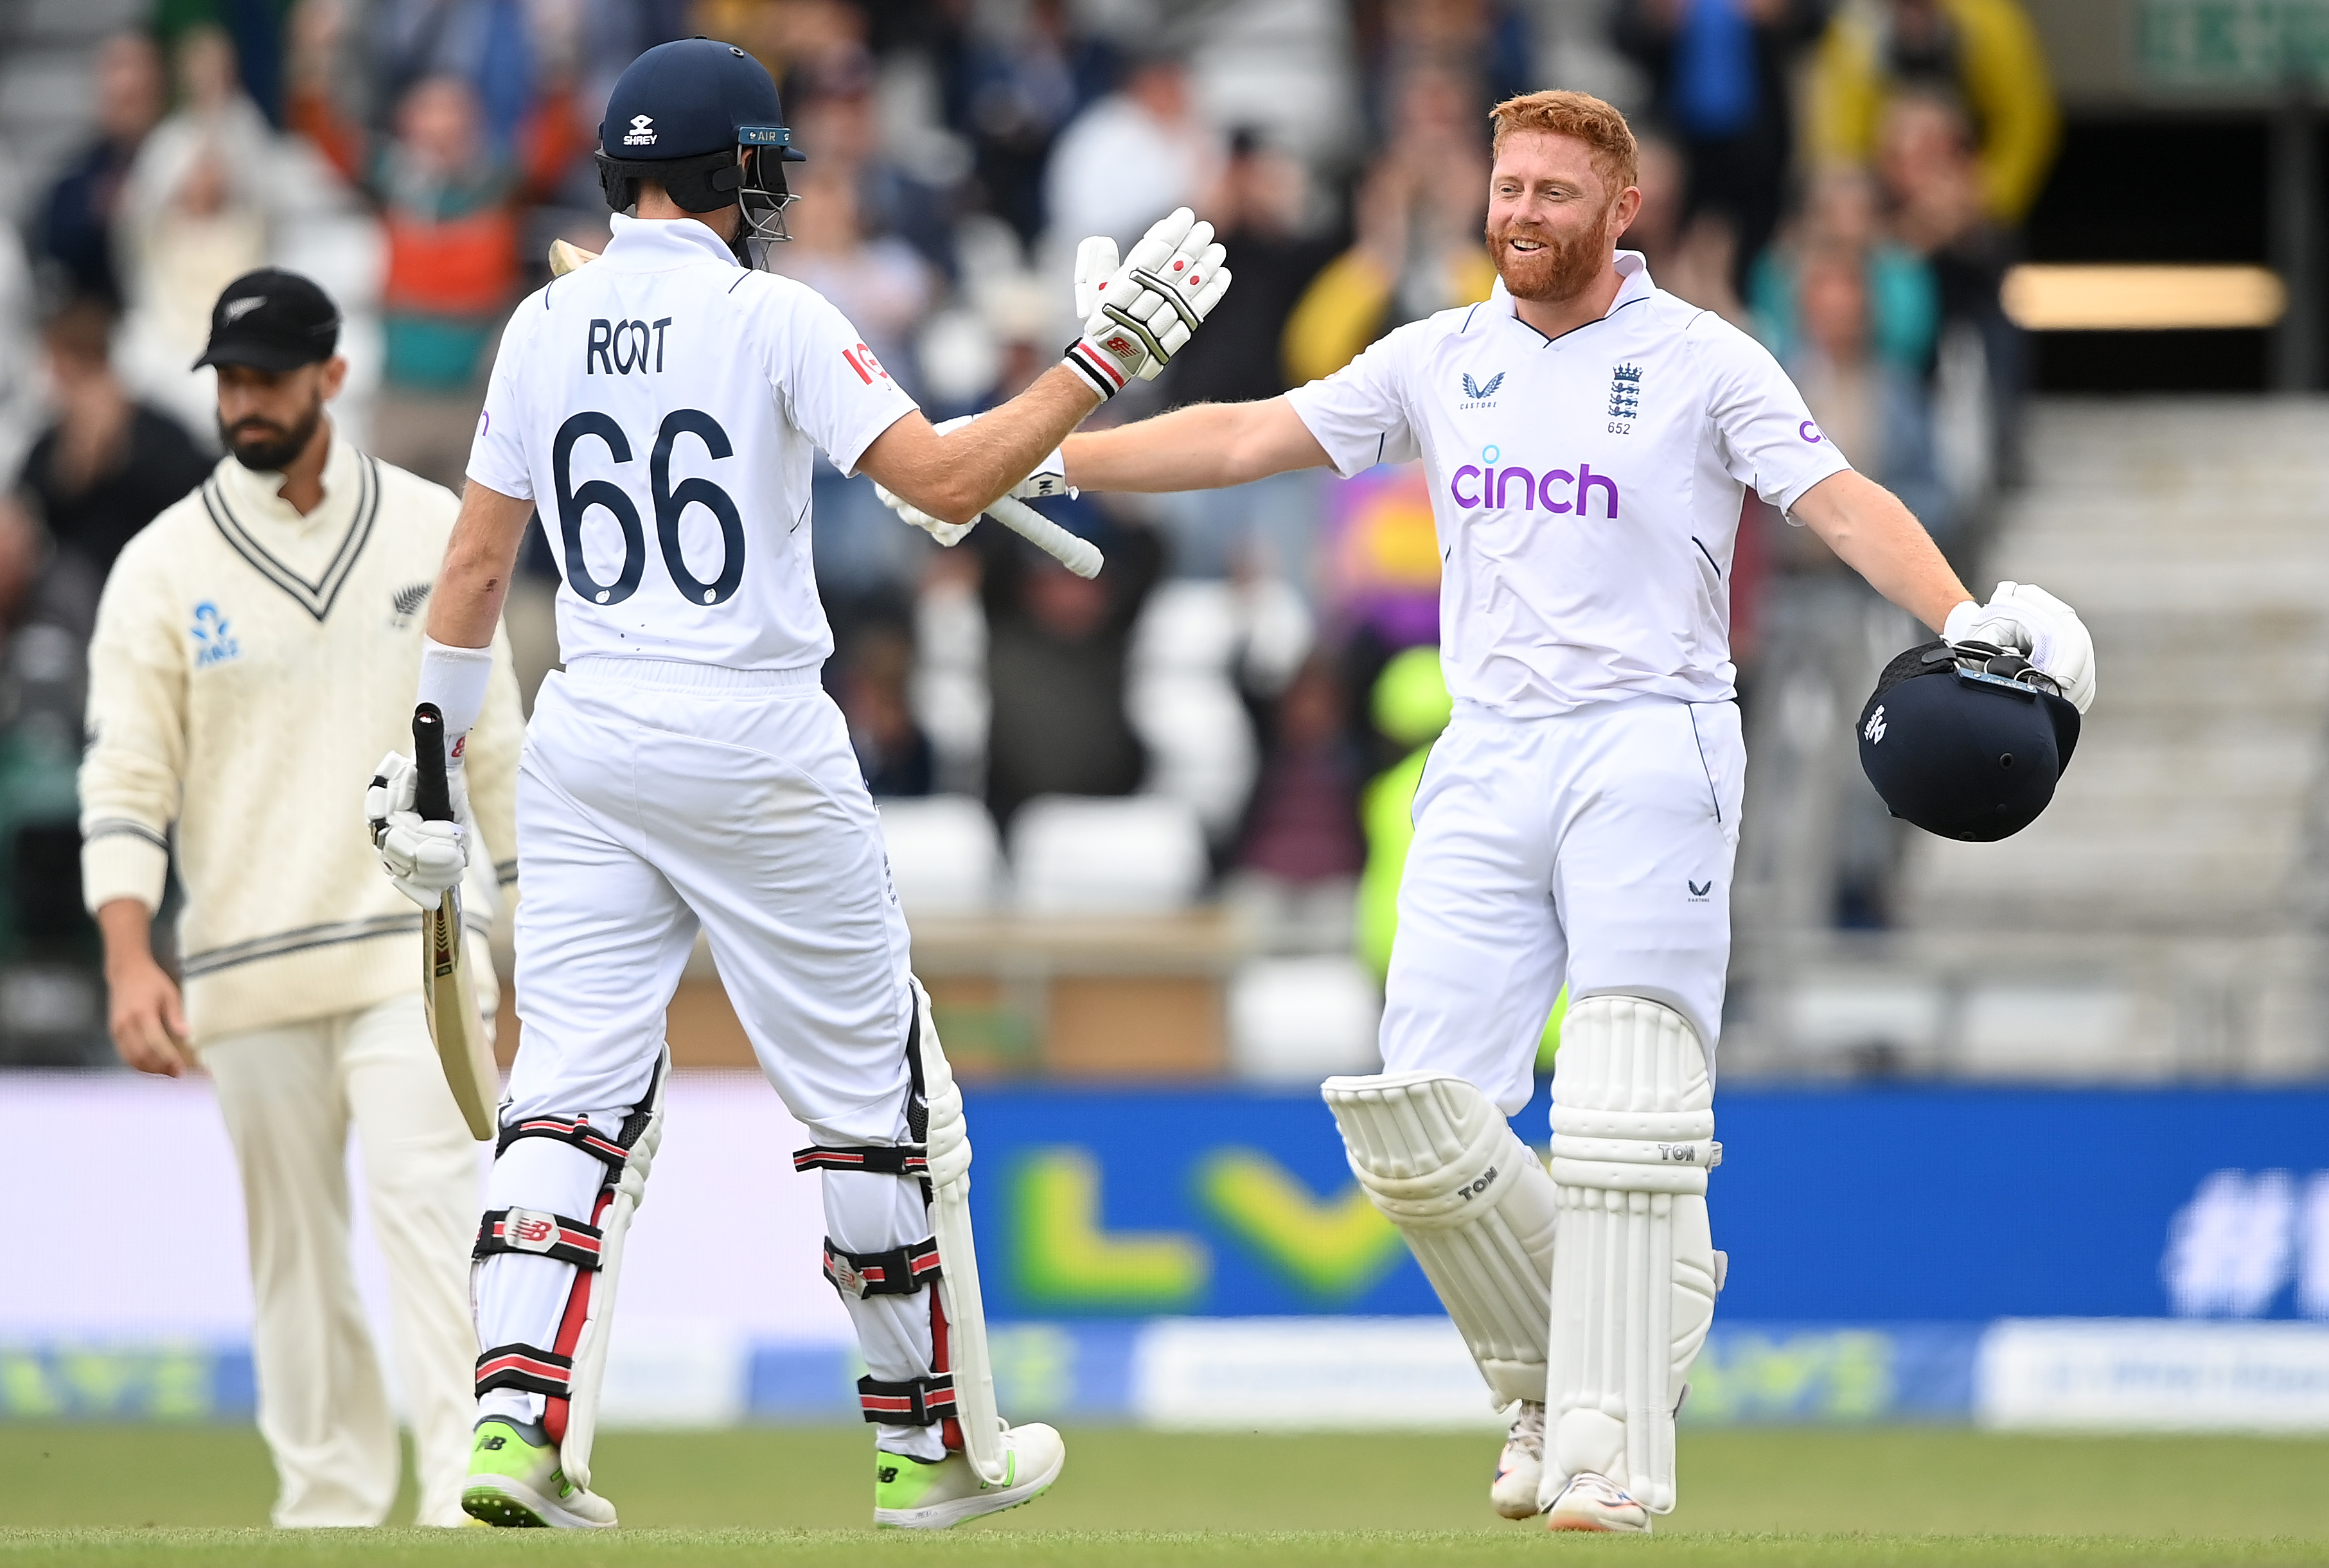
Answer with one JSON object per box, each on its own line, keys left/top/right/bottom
{"left": 200, "top": 992, "right": 481, "bottom": 1527}
{"left": 476, "top": 658, "right": 945, "bottom": 1458}
{"left": 1381, "top": 696, "right": 1746, "bottom": 1113}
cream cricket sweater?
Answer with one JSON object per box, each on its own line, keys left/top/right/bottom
{"left": 79, "top": 428, "right": 524, "bottom": 1043}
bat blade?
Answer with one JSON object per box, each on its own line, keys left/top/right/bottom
{"left": 414, "top": 703, "right": 497, "bottom": 1140}
{"left": 549, "top": 238, "right": 601, "bottom": 277}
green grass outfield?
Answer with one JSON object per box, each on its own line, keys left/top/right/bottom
{"left": 4, "top": 1426, "right": 2326, "bottom": 1566}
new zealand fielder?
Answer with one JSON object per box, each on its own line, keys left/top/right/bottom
{"left": 362, "top": 40, "right": 1232, "bottom": 1529}
{"left": 883, "top": 89, "right": 2096, "bottom": 1531}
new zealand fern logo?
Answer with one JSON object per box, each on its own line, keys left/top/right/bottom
{"left": 1460, "top": 371, "right": 1505, "bottom": 407}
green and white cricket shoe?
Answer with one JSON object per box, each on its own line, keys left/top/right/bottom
{"left": 873, "top": 1423, "right": 1065, "bottom": 1529}
{"left": 459, "top": 1416, "right": 618, "bottom": 1529}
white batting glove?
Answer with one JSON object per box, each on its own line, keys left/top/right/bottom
{"left": 1060, "top": 207, "right": 1232, "bottom": 398}
{"left": 1945, "top": 581, "right": 2096, "bottom": 713}
{"left": 366, "top": 751, "right": 470, "bottom": 910}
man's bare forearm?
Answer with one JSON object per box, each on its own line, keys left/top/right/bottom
{"left": 425, "top": 483, "right": 536, "bottom": 649}
{"left": 1064, "top": 396, "right": 1329, "bottom": 493}
{"left": 1794, "top": 470, "right": 1972, "bottom": 633}
{"left": 862, "top": 367, "right": 1102, "bottom": 524}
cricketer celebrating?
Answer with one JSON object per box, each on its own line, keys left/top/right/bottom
{"left": 362, "top": 40, "right": 1231, "bottom": 1530}
{"left": 82, "top": 270, "right": 523, "bottom": 1527}
{"left": 887, "top": 90, "right": 2096, "bottom": 1531}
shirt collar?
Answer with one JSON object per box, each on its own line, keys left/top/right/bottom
{"left": 601, "top": 211, "right": 739, "bottom": 270}
{"left": 215, "top": 418, "right": 356, "bottom": 530}
{"left": 1489, "top": 249, "right": 1656, "bottom": 322}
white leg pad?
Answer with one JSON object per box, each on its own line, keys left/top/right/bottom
{"left": 1541, "top": 995, "right": 1721, "bottom": 1517}
{"left": 1323, "top": 1071, "right": 1559, "bottom": 1407}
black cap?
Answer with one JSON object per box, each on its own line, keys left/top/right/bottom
{"left": 193, "top": 269, "right": 341, "bottom": 372}
{"left": 1857, "top": 640, "right": 2081, "bottom": 843}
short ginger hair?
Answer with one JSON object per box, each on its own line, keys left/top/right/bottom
{"left": 1488, "top": 90, "right": 1640, "bottom": 194}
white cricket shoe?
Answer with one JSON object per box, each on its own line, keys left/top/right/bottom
{"left": 1544, "top": 1470, "right": 1652, "bottom": 1533}
{"left": 1490, "top": 1400, "right": 1545, "bottom": 1519}
{"left": 874, "top": 1422, "right": 1065, "bottom": 1529}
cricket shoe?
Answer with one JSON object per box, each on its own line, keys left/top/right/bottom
{"left": 874, "top": 1423, "right": 1065, "bottom": 1529}
{"left": 1490, "top": 1400, "right": 1545, "bottom": 1519}
{"left": 459, "top": 1416, "right": 617, "bottom": 1529}
{"left": 1544, "top": 1470, "right": 1651, "bottom": 1533}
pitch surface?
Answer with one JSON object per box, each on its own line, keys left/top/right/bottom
{"left": 3, "top": 1427, "right": 2323, "bottom": 1564}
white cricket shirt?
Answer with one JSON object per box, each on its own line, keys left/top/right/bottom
{"left": 1288, "top": 252, "right": 1850, "bottom": 716}
{"left": 468, "top": 214, "right": 918, "bottom": 670}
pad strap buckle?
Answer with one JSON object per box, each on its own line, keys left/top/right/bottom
{"left": 474, "top": 1207, "right": 604, "bottom": 1270}
{"left": 822, "top": 1237, "right": 941, "bottom": 1299}
{"left": 476, "top": 1341, "right": 573, "bottom": 1400}
{"left": 793, "top": 1143, "right": 928, "bottom": 1177}
{"left": 857, "top": 1372, "right": 957, "bottom": 1426}
{"left": 498, "top": 1115, "right": 630, "bottom": 1173}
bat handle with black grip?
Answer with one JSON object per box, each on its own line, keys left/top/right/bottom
{"left": 412, "top": 703, "right": 454, "bottom": 824}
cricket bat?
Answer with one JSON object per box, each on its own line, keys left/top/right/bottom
{"left": 413, "top": 703, "right": 497, "bottom": 1140}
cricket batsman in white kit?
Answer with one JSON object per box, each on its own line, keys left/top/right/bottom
{"left": 361, "top": 39, "right": 1233, "bottom": 1529}
{"left": 888, "top": 90, "right": 2097, "bottom": 1531}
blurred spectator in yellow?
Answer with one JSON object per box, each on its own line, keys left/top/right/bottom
{"left": 1355, "top": 646, "right": 1451, "bottom": 982}
{"left": 10, "top": 301, "right": 211, "bottom": 644}
{"left": 1784, "top": 245, "right": 1953, "bottom": 540}
{"left": 1044, "top": 48, "right": 1220, "bottom": 260}
{"left": 116, "top": 26, "right": 278, "bottom": 441}
{"left": 1750, "top": 166, "right": 1939, "bottom": 374}
{"left": 292, "top": 32, "right": 578, "bottom": 487}
{"left": 1356, "top": 646, "right": 1563, "bottom": 1063}
{"left": 31, "top": 32, "right": 166, "bottom": 310}
{"left": 1615, "top": 0, "right": 1822, "bottom": 290}
{"left": 1809, "top": 0, "right": 2058, "bottom": 227}
{"left": 1284, "top": 62, "right": 1492, "bottom": 385}
{"left": 977, "top": 502, "right": 1163, "bottom": 829}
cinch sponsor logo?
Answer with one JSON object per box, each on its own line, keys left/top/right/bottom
{"left": 1448, "top": 445, "right": 1619, "bottom": 518}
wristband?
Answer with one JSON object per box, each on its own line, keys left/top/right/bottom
{"left": 1062, "top": 339, "right": 1128, "bottom": 400}
{"left": 418, "top": 636, "right": 493, "bottom": 759}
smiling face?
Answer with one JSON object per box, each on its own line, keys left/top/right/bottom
{"left": 1485, "top": 129, "right": 1642, "bottom": 304}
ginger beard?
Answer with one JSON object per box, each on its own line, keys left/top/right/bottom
{"left": 1487, "top": 195, "right": 1625, "bottom": 303}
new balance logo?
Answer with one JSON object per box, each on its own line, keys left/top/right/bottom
{"left": 480, "top": 1436, "right": 507, "bottom": 1451}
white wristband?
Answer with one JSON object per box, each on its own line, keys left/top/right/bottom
{"left": 418, "top": 636, "right": 493, "bottom": 755}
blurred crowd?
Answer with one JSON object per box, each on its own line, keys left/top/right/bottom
{"left": 0, "top": 0, "right": 2059, "bottom": 1060}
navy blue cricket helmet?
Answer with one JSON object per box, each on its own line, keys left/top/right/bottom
{"left": 1857, "top": 640, "right": 2081, "bottom": 842}
{"left": 596, "top": 39, "right": 804, "bottom": 243}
